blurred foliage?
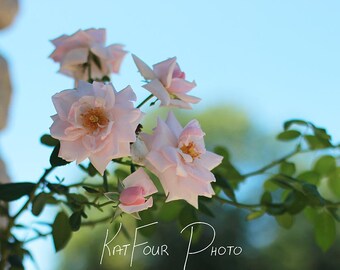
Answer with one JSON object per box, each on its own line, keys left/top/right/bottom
{"left": 55, "top": 107, "right": 340, "bottom": 270}
{"left": 1, "top": 106, "right": 340, "bottom": 269}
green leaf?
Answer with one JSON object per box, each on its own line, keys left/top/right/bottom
{"left": 32, "top": 193, "right": 58, "bottom": 216}
{"left": 87, "top": 163, "right": 99, "bottom": 177}
{"left": 297, "top": 171, "right": 320, "bottom": 185}
{"left": 137, "top": 210, "right": 156, "bottom": 237}
{"left": 69, "top": 212, "right": 82, "bottom": 231}
{"left": 304, "top": 206, "right": 317, "bottom": 223}
{"left": 328, "top": 171, "right": 340, "bottom": 198}
{"left": 47, "top": 183, "right": 69, "bottom": 195}
{"left": 283, "top": 119, "right": 308, "bottom": 130}
{"left": 280, "top": 161, "right": 296, "bottom": 176}
{"left": 269, "top": 174, "right": 303, "bottom": 191}
{"left": 304, "top": 135, "right": 332, "bottom": 150}
{"left": 275, "top": 213, "right": 294, "bottom": 229}
{"left": 198, "top": 201, "right": 214, "bottom": 218}
{"left": 314, "top": 211, "right": 336, "bottom": 252}
{"left": 261, "top": 192, "right": 272, "bottom": 205}
{"left": 284, "top": 191, "right": 306, "bottom": 214}
{"left": 265, "top": 204, "right": 286, "bottom": 216}
{"left": 0, "top": 182, "right": 35, "bottom": 202}
{"left": 213, "top": 175, "right": 236, "bottom": 201}
{"left": 52, "top": 212, "right": 72, "bottom": 252}
{"left": 213, "top": 146, "right": 230, "bottom": 160}
{"left": 130, "top": 163, "right": 136, "bottom": 173}
{"left": 159, "top": 201, "right": 184, "bottom": 222}
{"left": 104, "top": 192, "right": 119, "bottom": 202}
{"left": 82, "top": 186, "right": 101, "bottom": 194}
{"left": 314, "top": 156, "right": 336, "bottom": 176}
{"left": 277, "top": 130, "right": 301, "bottom": 141}
{"left": 302, "top": 184, "right": 324, "bottom": 206}
{"left": 40, "top": 134, "right": 58, "bottom": 147}
{"left": 263, "top": 179, "right": 280, "bottom": 192}
{"left": 246, "top": 210, "right": 265, "bottom": 221}
{"left": 68, "top": 194, "right": 88, "bottom": 205}
{"left": 50, "top": 143, "right": 70, "bottom": 167}
{"left": 312, "top": 126, "right": 331, "bottom": 141}
{"left": 67, "top": 194, "right": 88, "bottom": 212}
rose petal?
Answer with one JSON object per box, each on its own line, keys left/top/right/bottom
{"left": 132, "top": 54, "right": 156, "bottom": 80}
{"left": 119, "top": 197, "right": 153, "bottom": 214}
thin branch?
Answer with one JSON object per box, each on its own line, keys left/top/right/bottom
{"left": 81, "top": 214, "right": 114, "bottom": 227}
{"left": 215, "top": 196, "right": 261, "bottom": 210}
{"left": 137, "top": 94, "right": 154, "bottom": 109}
{"left": 103, "top": 171, "right": 109, "bottom": 192}
{"left": 13, "top": 167, "right": 55, "bottom": 220}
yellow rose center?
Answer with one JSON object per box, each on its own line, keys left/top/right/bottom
{"left": 180, "top": 142, "right": 200, "bottom": 159}
{"left": 82, "top": 108, "right": 109, "bottom": 133}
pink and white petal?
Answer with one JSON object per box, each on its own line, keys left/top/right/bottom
{"left": 77, "top": 80, "right": 94, "bottom": 95}
{"left": 85, "top": 28, "right": 106, "bottom": 44}
{"left": 187, "top": 165, "right": 216, "bottom": 183}
{"left": 116, "top": 85, "right": 137, "bottom": 103}
{"left": 166, "top": 189, "right": 199, "bottom": 209}
{"left": 180, "top": 120, "right": 205, "bottom": 139}
{"left": 143, "top": 79, "right": 171, "bottom": 106}
{"left": 175, "top": 93, "right": 201, "bottom": 104}
{"left": 132, "top": 54, "right": 156, "bottom": 80}
{"left": 49, "top": 118, "right": 69, "bottom": 140}
{"left": 168, "top": 78, "right": 197, "bottom": 94}
{"left": 160, "top": 169, "right": 198, "bottom": 207}
{"left": 123, "top": 168, "right": 158, "bottom": 196}
{"left": 196, "top": 151, "right": 223, "bottom": 170}
{"left": 116, "top": 141, "right": 132, "bottom": 157}
{"left": 49, "top": 35, "right": 69, "bottom": 61}
{"left": 92, "top": 82, "right": 116, "bottom": 108}
{"left": 165, "top": 111, "right": 183, "bottom": 138}
{"left": 140, "top": 133, "right": 153, "bottom": 151}
{"left": 113, "top": 107, "right": 142, "bottom": 126}
{"left": 153, "top": 57, "right": 177, "bottom": 87}
{"left": 106, "top": 45, "right": 127, "bottom": 73}
{"left": 64, "top": 126, "right": 87, "bottom": 141}
{"left": 90, "top": 44, "right": 108, "bottom": 59}
{"left": 146, "top": 151, "right": 175, "bottom": 173}
{"left": 59, "top": 140, "right": 89, "bottom": 164}
{"left": 151, "top": 118, "right": 178, "bottom": 149}
{"left": 60, "top": 48, "right": 89, "bottom": 68}
{"left": 162, "top": 146, "right": 180, "bottom": 164}
{"left": 168, "top": 99, "right": 192, "bottom": 109}
{"left": 89, "top": 151, "right": 112, "bottom": 175}
{"left": 182, "top": 176, "right": 215, "bottom": 197}
{"left": 119, "top": 197, "right": 153, "bottom": 214}
{"left": 50, "top": 34, "right": 68, "bottom": 47}
{"left": 114, "top": 121, "right": 138, "bottom": 142}
{"left": 52, "top": 90, "right": 79, "bottom": 121}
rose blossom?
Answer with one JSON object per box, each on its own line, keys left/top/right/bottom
{"left": 50, "top": 81, "right": 142, "bottom": 174}
{"left": 49, "top": 28, "right": 127, "bottom": 81}
{"left": 141, "top": 111, "right": 223, "bottom": 208}
{"left": 132, "top": 55, "right": 200, "bottom": 109}
{"left": 118, "top": 168, "right": 158, "bottom": 214}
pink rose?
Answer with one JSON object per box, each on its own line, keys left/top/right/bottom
{"left": 50, "top": 81, "right": 142, "bottom": 174}
{"left": 132, "top": 55, "right": 200, "bottom": 109}
{"left": 141, "top": 111, "right": 223, "bottom": 208}
{"left": 49, "top": 28, "right": 127, "bottom": 81}
{"left": 118, "top": 168, "right": 158, "bottom": 214}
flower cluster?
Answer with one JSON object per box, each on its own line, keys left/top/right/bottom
{"left": 49, "top": 28, "right": 222, "bottom": 217}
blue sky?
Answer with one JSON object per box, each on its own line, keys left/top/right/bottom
{"left": 1, "top": 0, "right": 340, "bottom": 269}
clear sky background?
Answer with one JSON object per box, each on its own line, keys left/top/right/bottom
{"left": 1, "top": 0, "right": 340, "bottom": 269}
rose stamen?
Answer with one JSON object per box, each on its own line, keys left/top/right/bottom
{"left": 82, "top": 107, "right": 109, "bottom": 133}
{"left": 180, "top": 142, "right": 200, "bottom": 159}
